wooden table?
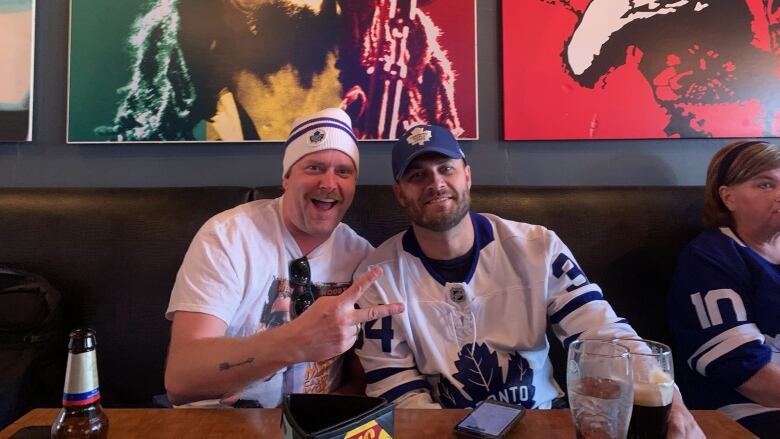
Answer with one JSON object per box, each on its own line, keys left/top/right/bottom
{"left": 0, "top": 408, "right": 756, "bottom": 438}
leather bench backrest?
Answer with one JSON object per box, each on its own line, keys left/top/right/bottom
{"left": 0, "top": 187, "right": 253, "bottom": 406}
{"left": 0, "top": 186, "right": 703, "bottom": 406}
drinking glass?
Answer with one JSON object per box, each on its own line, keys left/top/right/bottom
{"left": 567, "top": 339, "right": 634, "bottom": 439}
{"left": 618, "top": 339, "right": 674, "bottom": 439}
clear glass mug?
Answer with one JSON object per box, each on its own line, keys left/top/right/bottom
{"left": 567, "top": 339, "right": 634, "bottom": 439}
{"left": 618, "top": 338, "right": 675, "bottom": 439}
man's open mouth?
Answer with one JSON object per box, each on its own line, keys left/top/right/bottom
{"left": 311, "top": 197, "right": 338, "bottom": 210}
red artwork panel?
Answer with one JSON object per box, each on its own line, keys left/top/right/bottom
{"left": 503, "top": 0, "right": 780, "bottom": 140}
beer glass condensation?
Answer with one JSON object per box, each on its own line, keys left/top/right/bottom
{"left": 620, "top": 339, "right": 674, "bottom": 439}
{"left": 567, "top": 340, "right": 634, "bottom": 439}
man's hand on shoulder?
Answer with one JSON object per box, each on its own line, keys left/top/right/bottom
{"left": 283, "top": 266, "right": 405, "bottom": 363}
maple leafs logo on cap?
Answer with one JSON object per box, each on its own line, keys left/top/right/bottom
{"left": 308, "top": 129, "right": 326, "bottom": 145}
{"left": 406, "top": 127, "right": 432, "bottom": 146}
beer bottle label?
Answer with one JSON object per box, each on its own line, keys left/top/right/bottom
{"left": 62, "top": 350, "right": 100, "bottom": 406}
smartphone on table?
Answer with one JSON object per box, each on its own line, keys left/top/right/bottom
{"left": 453, "top": 399, "right": 526, "bottom": 438}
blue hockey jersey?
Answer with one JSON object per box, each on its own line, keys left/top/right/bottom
{"left": 668, "top": 227, "right": 780, "bottom": 421}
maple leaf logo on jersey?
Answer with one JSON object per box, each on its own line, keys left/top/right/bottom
{"left": 438, "top": 343, "right": 536, "bottom": 408}
{"left": 406, "top": 127, "right": 432, "bottom": 146}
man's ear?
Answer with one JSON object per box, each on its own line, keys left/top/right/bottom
{"left": 392, "top": 183, "right": 406, "bottom": 207}
{"left": 464, "top": 163, "right": 472, "bottom": 190}
{"left": 719, "top": 185, "right": 735, "bottom": 211}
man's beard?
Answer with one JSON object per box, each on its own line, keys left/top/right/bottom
{"left": 404, "top": 189, "right": 471, "bottom": 232}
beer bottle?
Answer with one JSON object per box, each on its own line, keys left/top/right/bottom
{"left": 51, "top": 328, "right": 109, "bottom": 438}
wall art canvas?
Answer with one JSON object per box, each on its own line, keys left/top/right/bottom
{"left": 0, "top": 0, "right": 35, "bottom": 142}
{"left": 68, "top": 0, "right": 477, "bottom": 143}
{"left": 503, "top": 0, "right": 780, "bottom": 140}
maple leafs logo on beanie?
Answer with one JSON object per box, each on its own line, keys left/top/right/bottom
{"left": 308, "top": 129, "right": 326, "bottom": 145}
{"left": 406, "top": 127, "right": 432, "bottom": 146}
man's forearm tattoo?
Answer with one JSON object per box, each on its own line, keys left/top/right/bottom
{"left": 219, "top": 357, "right": 255, "bottom": 371}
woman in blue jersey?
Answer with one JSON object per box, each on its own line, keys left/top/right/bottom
{"left": 668, "top": 140, "right": 780, "bottom": 438}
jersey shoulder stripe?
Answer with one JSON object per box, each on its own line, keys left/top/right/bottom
{"left": 549, "top": 290, "right": 604, "bottom": 324}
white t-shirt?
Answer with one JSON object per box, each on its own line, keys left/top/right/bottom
{"left": 167, "top": 196, "right": 372, "bottom": 407}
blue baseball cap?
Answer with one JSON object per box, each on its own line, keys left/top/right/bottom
{"left": 392, "top": 124, "right": 466, "bottom": 181}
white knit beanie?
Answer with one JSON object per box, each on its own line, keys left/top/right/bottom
{"left": 282, "top": 108, "right": 359, "bottom": 176}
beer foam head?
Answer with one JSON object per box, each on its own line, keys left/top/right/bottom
{"left": 633, "top": 381, "right": 674, "bottom": 407}
{"left": 648, "top": 368, "right": 673, "bottom": 385}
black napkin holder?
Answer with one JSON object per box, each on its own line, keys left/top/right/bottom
{"left": 281, "top": 394, "right": 394, "bottom": 439}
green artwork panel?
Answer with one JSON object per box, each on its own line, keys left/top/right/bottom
{"left": 67, "top": 0, "right": 477, "bottom": 143}
{"left": 70, "top": 0, "right": 165, "bottom": 141}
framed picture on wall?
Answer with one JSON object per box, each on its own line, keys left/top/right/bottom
{"left": 0, "top": 0, "right": 35, "bottom": 142}
{"left": 67, "top": 0, "right": 478, "bottom": 143}
{"left": 502, "top": 1, "right": 780, "bottom": 140}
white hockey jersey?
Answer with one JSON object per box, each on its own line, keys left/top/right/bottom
{"left": 355, "top": 212, "right": 637, "bottom": 409}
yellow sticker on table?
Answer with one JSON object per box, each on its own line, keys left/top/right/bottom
{"left": 343, "top": 419, "right": 392, "bottom": 439}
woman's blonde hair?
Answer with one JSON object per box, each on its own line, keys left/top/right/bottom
{"left": 703, "top": 140, "right": 780, "bottom": 228}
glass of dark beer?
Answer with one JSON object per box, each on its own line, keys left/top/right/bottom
{"left": 619, "top": 339, "right": 674, "bottom": 439}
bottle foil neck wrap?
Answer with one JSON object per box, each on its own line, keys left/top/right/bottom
{"left": 62, "top": 350, "right": 100, "bottom": 406}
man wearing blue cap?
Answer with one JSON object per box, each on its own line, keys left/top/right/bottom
{"left": 354, "top": 124, "right": 704, "bottom": 438}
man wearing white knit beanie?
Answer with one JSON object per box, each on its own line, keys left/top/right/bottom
{"left": 165, "top": 108, "right": 403, "bottom": 408}
{"left": 280, "top": 107, "right": 361, "bottom": 248}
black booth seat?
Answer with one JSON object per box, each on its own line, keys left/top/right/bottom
{"left": 0, "top": 186, "right": 703, "bottom": 408}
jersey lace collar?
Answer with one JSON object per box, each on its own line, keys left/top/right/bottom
{"left": 401, "top": 212, "right": 495, "bottom": 286}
